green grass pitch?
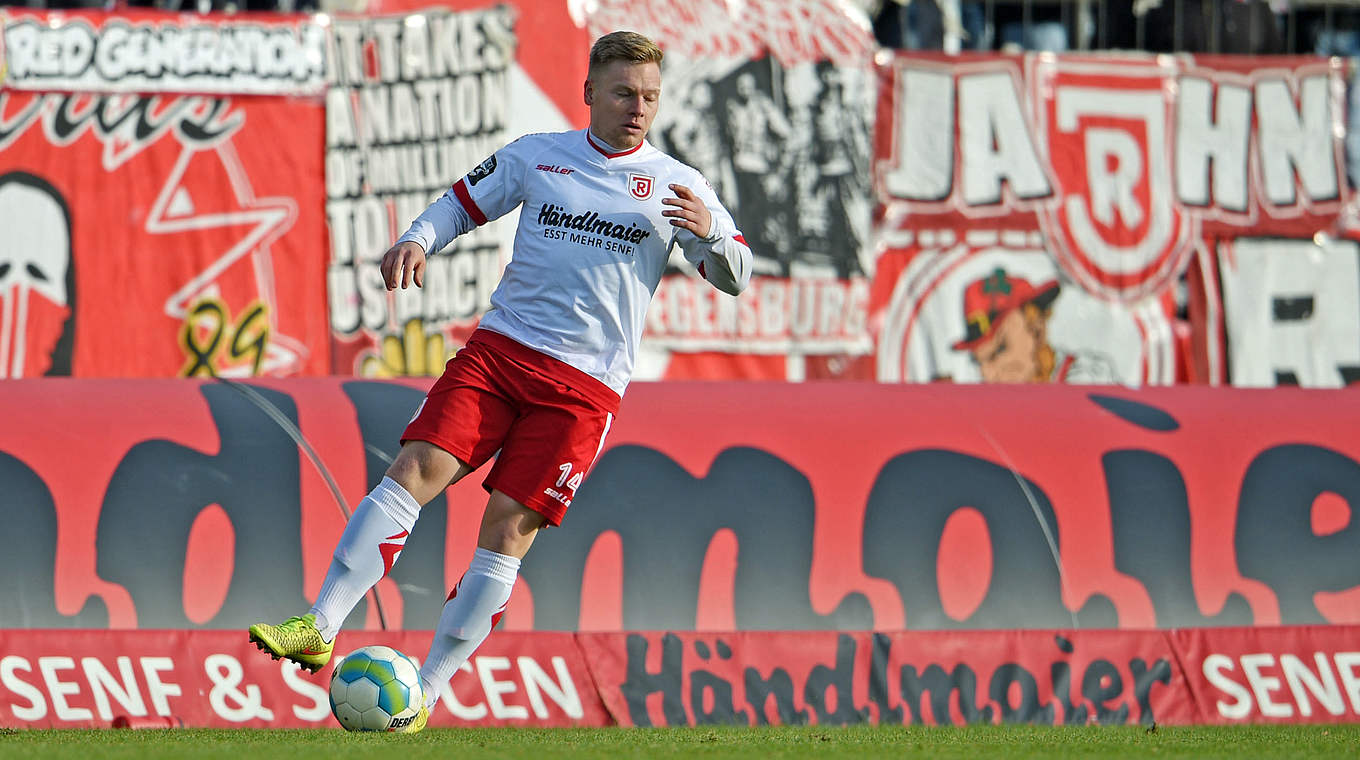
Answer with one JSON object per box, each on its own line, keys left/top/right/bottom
{"left": 1, "top": 725, "right": 1358, "bottom": 759}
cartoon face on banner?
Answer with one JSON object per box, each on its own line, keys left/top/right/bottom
{"left": 949, "top": 267, "right": 1065, "bottom": 383}
{"left": 874, "top": 239, "right": 1178, "bottom": 385}
{"left": 1031, "top": 57, "right": 1197, "bottom": 303}
{"left": 0, "top": 172, "right": 73, "bottom": 377}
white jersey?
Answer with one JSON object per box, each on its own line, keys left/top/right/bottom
{"left": 398, "top": 128, "right": 752, "bottom": 396}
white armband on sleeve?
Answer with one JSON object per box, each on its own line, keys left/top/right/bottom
{"left": 396, "top": 191, "right": 476, "bottom": 254}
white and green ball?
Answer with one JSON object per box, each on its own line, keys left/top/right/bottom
{"left": 328, "top": 645, "right": 423, "bottom": 731}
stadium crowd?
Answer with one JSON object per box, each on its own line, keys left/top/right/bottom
{"left": 869, "top": 0, "right": 1360, "bottom": 56}
{"left": 1, "top": 0, "right": 1357, "bottom": 57}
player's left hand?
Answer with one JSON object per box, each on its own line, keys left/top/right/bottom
{"left": 662, "top": 184, "right": 712, "bottom": 239}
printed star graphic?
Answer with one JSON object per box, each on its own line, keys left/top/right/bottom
{"left": 146, "top": 142, "right": 305, "bottom": 376}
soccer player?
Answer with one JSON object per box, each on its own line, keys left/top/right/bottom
{"left": 247, "top": 30, "right": 752, "bottom": 732}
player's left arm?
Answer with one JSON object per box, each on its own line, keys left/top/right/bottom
{"left": 665, "top": 180, "right": 752, "bottom": 296}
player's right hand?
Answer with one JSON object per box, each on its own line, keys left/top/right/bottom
{"left": 380, "top": 241, "right": 427, "bottom": 290}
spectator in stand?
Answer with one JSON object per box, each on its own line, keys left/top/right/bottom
{"left": 873, "top": 0, "right": 991, "bottom": 51}
{"left": 993, "top": 0, "right": 1074, "bottom": 51}
{"left": 1294, "top": 0, "right": 1360, "bottom": 57}
{"left": 874, "top": 0, "right": 939, "bottom": 48}
{"left": 1140, "top": 0, "right": 1285, "bottom": 53}
{"left": 1093, "top": 0, "right": 1139, "bottom": 50}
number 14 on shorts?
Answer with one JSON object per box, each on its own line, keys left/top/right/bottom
{"left": 544, "top": 462, "right": 583, "bottom": 507}
{"left": 556, "top": 463, "right": 583, "bottom": 492}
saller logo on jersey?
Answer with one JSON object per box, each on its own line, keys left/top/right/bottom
{"left": 467, "top": 155, "right": 497, "bottom": 186}
{"left": 628, "top": 172, "right": 654, "bottom": 200}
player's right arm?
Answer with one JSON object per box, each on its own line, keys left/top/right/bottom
{"left": 383, "top": 137, "right": 536, "bottom": 290}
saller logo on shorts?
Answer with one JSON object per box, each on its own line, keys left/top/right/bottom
{"left": 467, "top": 155, "right": 497, "bottom": 186}
{"left": 537, "top": 203, "right": 651, "bottom": 243}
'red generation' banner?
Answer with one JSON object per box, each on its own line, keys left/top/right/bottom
{"left": 0, "top": 10, "right": 331, "bottom": 378}
{"left": 870, "top": 52, "right": 1356, "bottom": 387}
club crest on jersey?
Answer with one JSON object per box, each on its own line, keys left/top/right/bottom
{"left": 628, "top": 172, "right": 654, "bottom": 200}
{"left": 468, "top": 155, "right": 497, "bottom": 186}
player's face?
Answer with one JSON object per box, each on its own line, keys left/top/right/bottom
{"left": 585, "top": 60, "right": 662, "bottom": 151}
{"left": 973, "top": 309, "right": 1041, "bottom": 383}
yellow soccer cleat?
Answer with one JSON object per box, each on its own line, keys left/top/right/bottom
{"left": 247, "top": 613, "right": 334, "bottom": 673}
{"left": 394, "top": 703, "right": 429, "bottom": 734}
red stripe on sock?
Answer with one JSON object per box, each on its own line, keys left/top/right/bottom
{"left": 446, "top": 573, "right": 466, "bottom": 602}
{"left": 378, "top": 530, "right": 409, "bottom": 576}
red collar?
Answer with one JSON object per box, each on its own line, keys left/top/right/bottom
{"left": 586, "top": 130, "right": 644, "bottom": 158}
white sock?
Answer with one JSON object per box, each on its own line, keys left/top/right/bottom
{"left": 309, "top": 477, "right": 421, "bottom": 642}
{"left": 419, "top": 548, "right": 520, "bottom": 708}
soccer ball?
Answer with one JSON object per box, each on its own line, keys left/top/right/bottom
{"left": 328, "top": 645, "right": 424, "bottom": 732}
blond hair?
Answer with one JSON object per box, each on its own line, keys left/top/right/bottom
{"left": 589, "top": 31, "right": 663, "bottom": 77}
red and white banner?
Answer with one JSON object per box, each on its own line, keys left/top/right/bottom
{"left": 0, "top": 10, "right": 331, "bottom": 378}
{"left": 4, "top": 8, "right": 1360, "bottom": 384}
{"left": 870, "top": 52, "right": 1355, "bottom": 386}
{"left": 0, "top": 630, "right": 605, "bottom": 729}
{"left": 870, "top": 237, "right": 1185, "bottom": 384}
{"left": 1219, "top": 237, "right": 1360, "bottom": 387}
{"left": 3, "top": 626, "right": 1357, "bottom": 728}
{"left": 1175, "top": 625, "right": 1360, "bottom": 724}
{"left": 1, "top": 378, "right": 1357, "bottom": 635}
{"left": 580, "top": 629, "right": 1194, "bottom": 727}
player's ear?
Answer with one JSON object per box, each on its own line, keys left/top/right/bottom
{"left": 583, "top": 79, "right": 593, "bottom": 106}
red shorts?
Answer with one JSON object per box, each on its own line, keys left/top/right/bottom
{"left": 401, "top": 329, "right": 620, "bottom": 526}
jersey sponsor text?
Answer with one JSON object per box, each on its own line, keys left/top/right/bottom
{"left": 536, "top": 203, "right": 652, "bottom": 244}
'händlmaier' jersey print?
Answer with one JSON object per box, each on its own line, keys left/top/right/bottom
{"left": 398, "top": 128, "right": 752, "bottom": 396}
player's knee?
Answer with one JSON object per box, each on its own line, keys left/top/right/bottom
{"left": 385, "top": 442, "right": 465, "bottom": 504}
{"left": 383, "top": 453, "right": 424, "bottom": 491}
